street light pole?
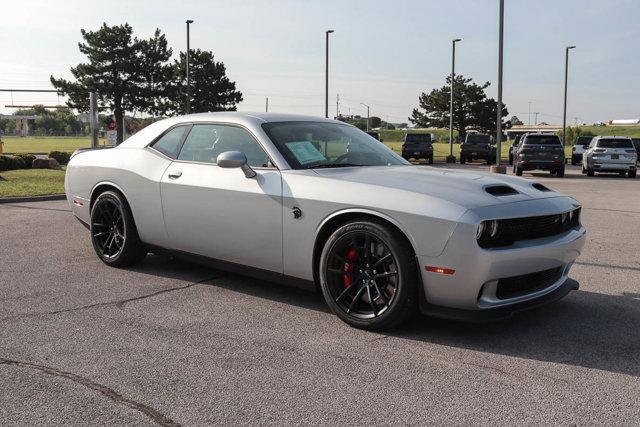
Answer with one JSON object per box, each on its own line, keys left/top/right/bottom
{"left": 447, "top": 38, "right": 462, "bottom": 163}
{"left": 491, "top": 0, "right": 506, "bottom": 173}
{"left": 186, "top": 19, "right": 194, "bottom": 114}
{"left": 360, "top": 103, "right": 370, "bottom": 131}
{"left": 562, "top": 46, "right": 576, "bottom": 147}
{"left": 325, "top": 30, "right": 334, "bottom": 118}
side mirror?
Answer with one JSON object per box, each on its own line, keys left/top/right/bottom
{"left": 216, "top": 151, "right": 256, "bottom": 178}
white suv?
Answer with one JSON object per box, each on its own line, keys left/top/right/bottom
{"left": 582, "top": 136, "right": 637, "bottom": 178}
{"left": 571, "top": 136, "right": 594, "bottom": 165}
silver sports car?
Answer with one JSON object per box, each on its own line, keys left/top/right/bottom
{"left": 65, "top": 112, "right": 586, "bottom": 330}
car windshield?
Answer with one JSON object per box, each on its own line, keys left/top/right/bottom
{"left": 405, "top": 134, "right": 431, "bottom": 143}
{"left": 597, "top": 139, "right": 633, "bottom": 148}
{"left": 576, "top": 137, "right": 593, "bottom": 146}
{"left": 261, "top": 121, "right": 408, "bottom": 169}
{"left": 524, "top": 135, "right": 561, "bottom": 145}
{"left": 465, "top": 134, "right": 491, "bottom": 144}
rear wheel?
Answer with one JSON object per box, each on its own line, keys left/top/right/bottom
{"left": 460, "top": 156, "right": 466, "bottom": 164}
{"left": 556, "top": 167, "right": 565, "bottom": 177}
{"left": 508, "top": 154, "right": 513, "bottom": 165}
{"left": 515, "top": 166, "right": 523, "bottom": 176}
{"left": 90, "top": 191, "right": 146, "bottom": 267}
{"left": 629, "top": 170, "right": 637, "bottom": 178}
{"left": 319, "top": 220, "right": 418, "bottom": 330}
{"left": 428, "top": 156, "right": 433, "bottom": 165}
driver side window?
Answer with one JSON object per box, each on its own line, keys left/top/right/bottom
{"left": 178, "top": 124, "right": 271, "bottom": 167}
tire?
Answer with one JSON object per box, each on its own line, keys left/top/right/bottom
{"left": 587, "top": 167, "right": 594, "bottom": 177}
{"left": 629, "top": 170, "right": 637, "bottom": 178}
{"left": 318, "top": 219, "right": 419, "bottom": 331}
{"left": 515, "top": 166, "right": 523, "bottom": 176}
{"left": 90, "top": 190, "right": 146, "bottom": 267}
{"left": 460, "top": 156, "right": 466, "bottom": 164}
{"left": 581, "top": 164, "right": 586, "bottom": 174}
{"left": 428, "top": 156, "right": 433, "bottom": 165}
{"left": 556, "top": 167, "right": 565, "bottom": 177}
{"left": 508, "top": 154, "right": 513, "bottom": 165}
{"left": 619, "top": 171, "right": 626, "bottom": 177}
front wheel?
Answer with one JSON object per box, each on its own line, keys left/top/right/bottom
{"left": 460, "top": 156, "right": 466, "bottom": 164}
{"left": 515, "top": 166, "right": 523, "bottom": 176}
{"left": 90, "top": 191, "right": 146, "bottom": 267}
{"left": 319, "top": 220, "right": 419, "bottom": 330}
{"left": 428, "top": 156, "right": 433, "bottom": 165}
{"left": 556, "top": 167, "right": 565, "bottom": 177}
{"left": 629, "top": 170, "right": 637, "bottom": 178}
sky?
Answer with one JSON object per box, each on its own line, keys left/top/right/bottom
{"left": 1, "top": 0, "right": 638, "bottom": 125}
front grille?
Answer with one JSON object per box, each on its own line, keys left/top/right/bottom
{"left": 478, "top": 209, "right": 580, "bottom": 248}
{"left": 495, "top": 267, "right": 563, "bottom": 299}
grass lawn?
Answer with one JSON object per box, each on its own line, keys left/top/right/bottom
{"left": 1, "top": 136, "right": 107, "bottom": 154}
{"left": 0, "top": 168, "right": 66, "bottom": 197}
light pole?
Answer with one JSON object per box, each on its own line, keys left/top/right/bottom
{"left": 360, "top": 103, "right": 370, "bottom": 131}
{"left": 528, "top": 101, "right": 532, "bottom": 126}
{"left": 186, "top": 19, "right": 194, "bottom": 114}
{"left": 447, "top": 38, "right": 462, "bottom": 163}
{"left": 325, "top": 30, "right": 334, "bottom": 118}
{"left": 562, "top": 46, "right": 576, "bottom": 148}
{"left": 491, "top": 0, "right": 506, "bottom": 173}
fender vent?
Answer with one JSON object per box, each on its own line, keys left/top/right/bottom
{"left": 485, "top": 185, "right": 519, "bottom": 196}
{"left": 532, "top": 183, "right": 552, "bottom": 192}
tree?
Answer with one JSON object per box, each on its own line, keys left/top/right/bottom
{"left": 556, "top": 126, "right": 595, "bottom": 146}
{"left": 510, "top": 115, "right": 523, "bottom": 126}
{"left": 369, "top": 116, "right": 382, "bottom": 128}
{"left": 169, "top": 49, "right": 243, "bottom": 114}
{"left": 409, "top": 75, "right": 508, "bottom": 140}
{"left": 50, "top": 23, "right": 173, "bottom": 143}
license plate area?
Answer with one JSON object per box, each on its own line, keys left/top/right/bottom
{"left": 611, "top": 154, "right": 619, "bottom": 160}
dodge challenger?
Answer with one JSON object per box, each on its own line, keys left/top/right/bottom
{"left": 65, "top": 112, "right": 585, "bottom": 330}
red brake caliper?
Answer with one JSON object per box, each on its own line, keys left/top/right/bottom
{"left": 343, "top": 247, "right": 358, "bottom": 288}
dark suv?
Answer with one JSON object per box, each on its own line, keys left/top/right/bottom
{"left": 571, "top": 136, "right": 594, "bottom": 165}
{"left": 632, "top": 138, "right": 640, "bottom": 163}
{"left": 513, "top": 133, "right": 565, "bottom": 177}
{"left": 460, "top": 133, "right": 495, "bottom": 164}
{"left": 366, "top": 131, "right": 381, "bottom": 141}
{"left": 402, "top": 133, "right": 434, "bottom": 164}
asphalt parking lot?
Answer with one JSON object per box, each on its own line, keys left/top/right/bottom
{"left": 1, "top": 164, "right": 639, "bottom": 425}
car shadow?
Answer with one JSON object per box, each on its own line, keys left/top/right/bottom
{"left": 127, "top": 255, "right": 640, "bottom": 378}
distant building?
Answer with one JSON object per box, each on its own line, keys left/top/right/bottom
{"left": 609, "top": 119, "right": 640, "bottom": 126}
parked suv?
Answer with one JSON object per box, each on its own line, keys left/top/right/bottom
{"left": 582, "top": 136, "right": 637, "bottom": 178}
{"left": 571, "top": 136, "right": 594, "bottom": 165}
{"left": 632, "top": 138, "right": 640, "bottom": 162}
{"left": 513, "top": 133, "right": 565, "bottom": 177}
{"left": 402, "top": 133, "right": 434, "bottom": 164}
{"left": 366, "top": 131, "right": 381, "bottom": 141}
{"left": 460, "top": 133, "right": 495, "bottom": 164}
{"left": 508, "top": 134, "right": 522, "bottom": 165}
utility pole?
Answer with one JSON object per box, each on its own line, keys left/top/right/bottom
{"left": 528, "top": 101, "right": 532, "bottom": 126}
{"left": 447, "top": 38, "right": 462, "bottom": 163}
{"left": 265, "top": 97, "right": 268, "bottom": 112}
{"left": 534, "top": 112, "right": 539, "bottom": 126}
{"left": 360, "top": 103, "right": 370, "bottom": 131}
{"left": 336, "top": 93, "right": 339, "bottom": 119}
{"left": 89, "top": 92, "right": 98, "bottom": 148}
{"left": 562, "top": 45, "right": 576, "bottom": 147}
{"left": 186, "top": 19, "right": 194, "bottom": 114}
{"left": 491, "top": 0, "right": 506, "bottom": 173}
{"left": 325, "top": 30, "right": 334, "bottom": 118}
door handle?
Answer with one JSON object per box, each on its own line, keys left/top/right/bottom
{"left": 168, "top": 171, "right": 182, "bottom": 179}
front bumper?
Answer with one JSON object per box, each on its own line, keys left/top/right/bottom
{"left": 416, "top": 197, "right": 585, "bottom": 317}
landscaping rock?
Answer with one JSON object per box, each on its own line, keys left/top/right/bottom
{"left": 32, "top": 157, "right": 60, "bottom": 169}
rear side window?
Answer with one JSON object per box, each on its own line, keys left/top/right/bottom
{"left": 151, "top": 126, "right": 189, "bottom": 158}
{"left": 576, "top": 137, "right": 593, "bottom": 147}
{"left": 597, "top": 139, "right": 633, "bottom": 148}
{"left": 524, "top": 135, "right": 561, "bottom": 145}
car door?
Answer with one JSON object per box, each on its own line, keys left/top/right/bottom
{"left": 160, "top": 123, "right": 283, "bottom": 273}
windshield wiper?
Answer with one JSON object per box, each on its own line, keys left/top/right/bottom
{"left": 310, "top": 163, "right": 366, "bottom": 169}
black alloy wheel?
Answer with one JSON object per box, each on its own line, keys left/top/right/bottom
{"left": 319, "top": 220, "right": 418, "bottom": 330}
{"left": 90, "top": 191, "right": 146, "bottom": 267}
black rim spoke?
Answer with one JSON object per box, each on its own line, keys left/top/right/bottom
{"left": 326, "top": 231, "right": 399, "bottom": 320}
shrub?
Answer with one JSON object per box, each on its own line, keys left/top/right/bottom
{"left": 0, "top": 155, "right": 27, "bottom": 171}
{"left": 49, "top": 151, "right": 71, "bottom": 165}
{"left": 16, "top": 154, "right": 36, "bottom": 169}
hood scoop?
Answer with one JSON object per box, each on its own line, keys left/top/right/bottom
{"left": 532, "top": 183, "right": 552, "bottom": 192}
{"left": 485, "top": 185, "right": 519, "bottom": 196}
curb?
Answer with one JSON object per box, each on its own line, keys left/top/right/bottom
{"left": 0, "top": 194, "right": 66, "bottom": 204}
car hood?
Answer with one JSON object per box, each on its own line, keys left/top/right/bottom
{"left": 312, "top": 165, "right": 565, "bottom": 209}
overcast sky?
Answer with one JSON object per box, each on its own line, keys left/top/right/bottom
{"left": 1, "top": 0, "right": 638, "bottom": 124}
